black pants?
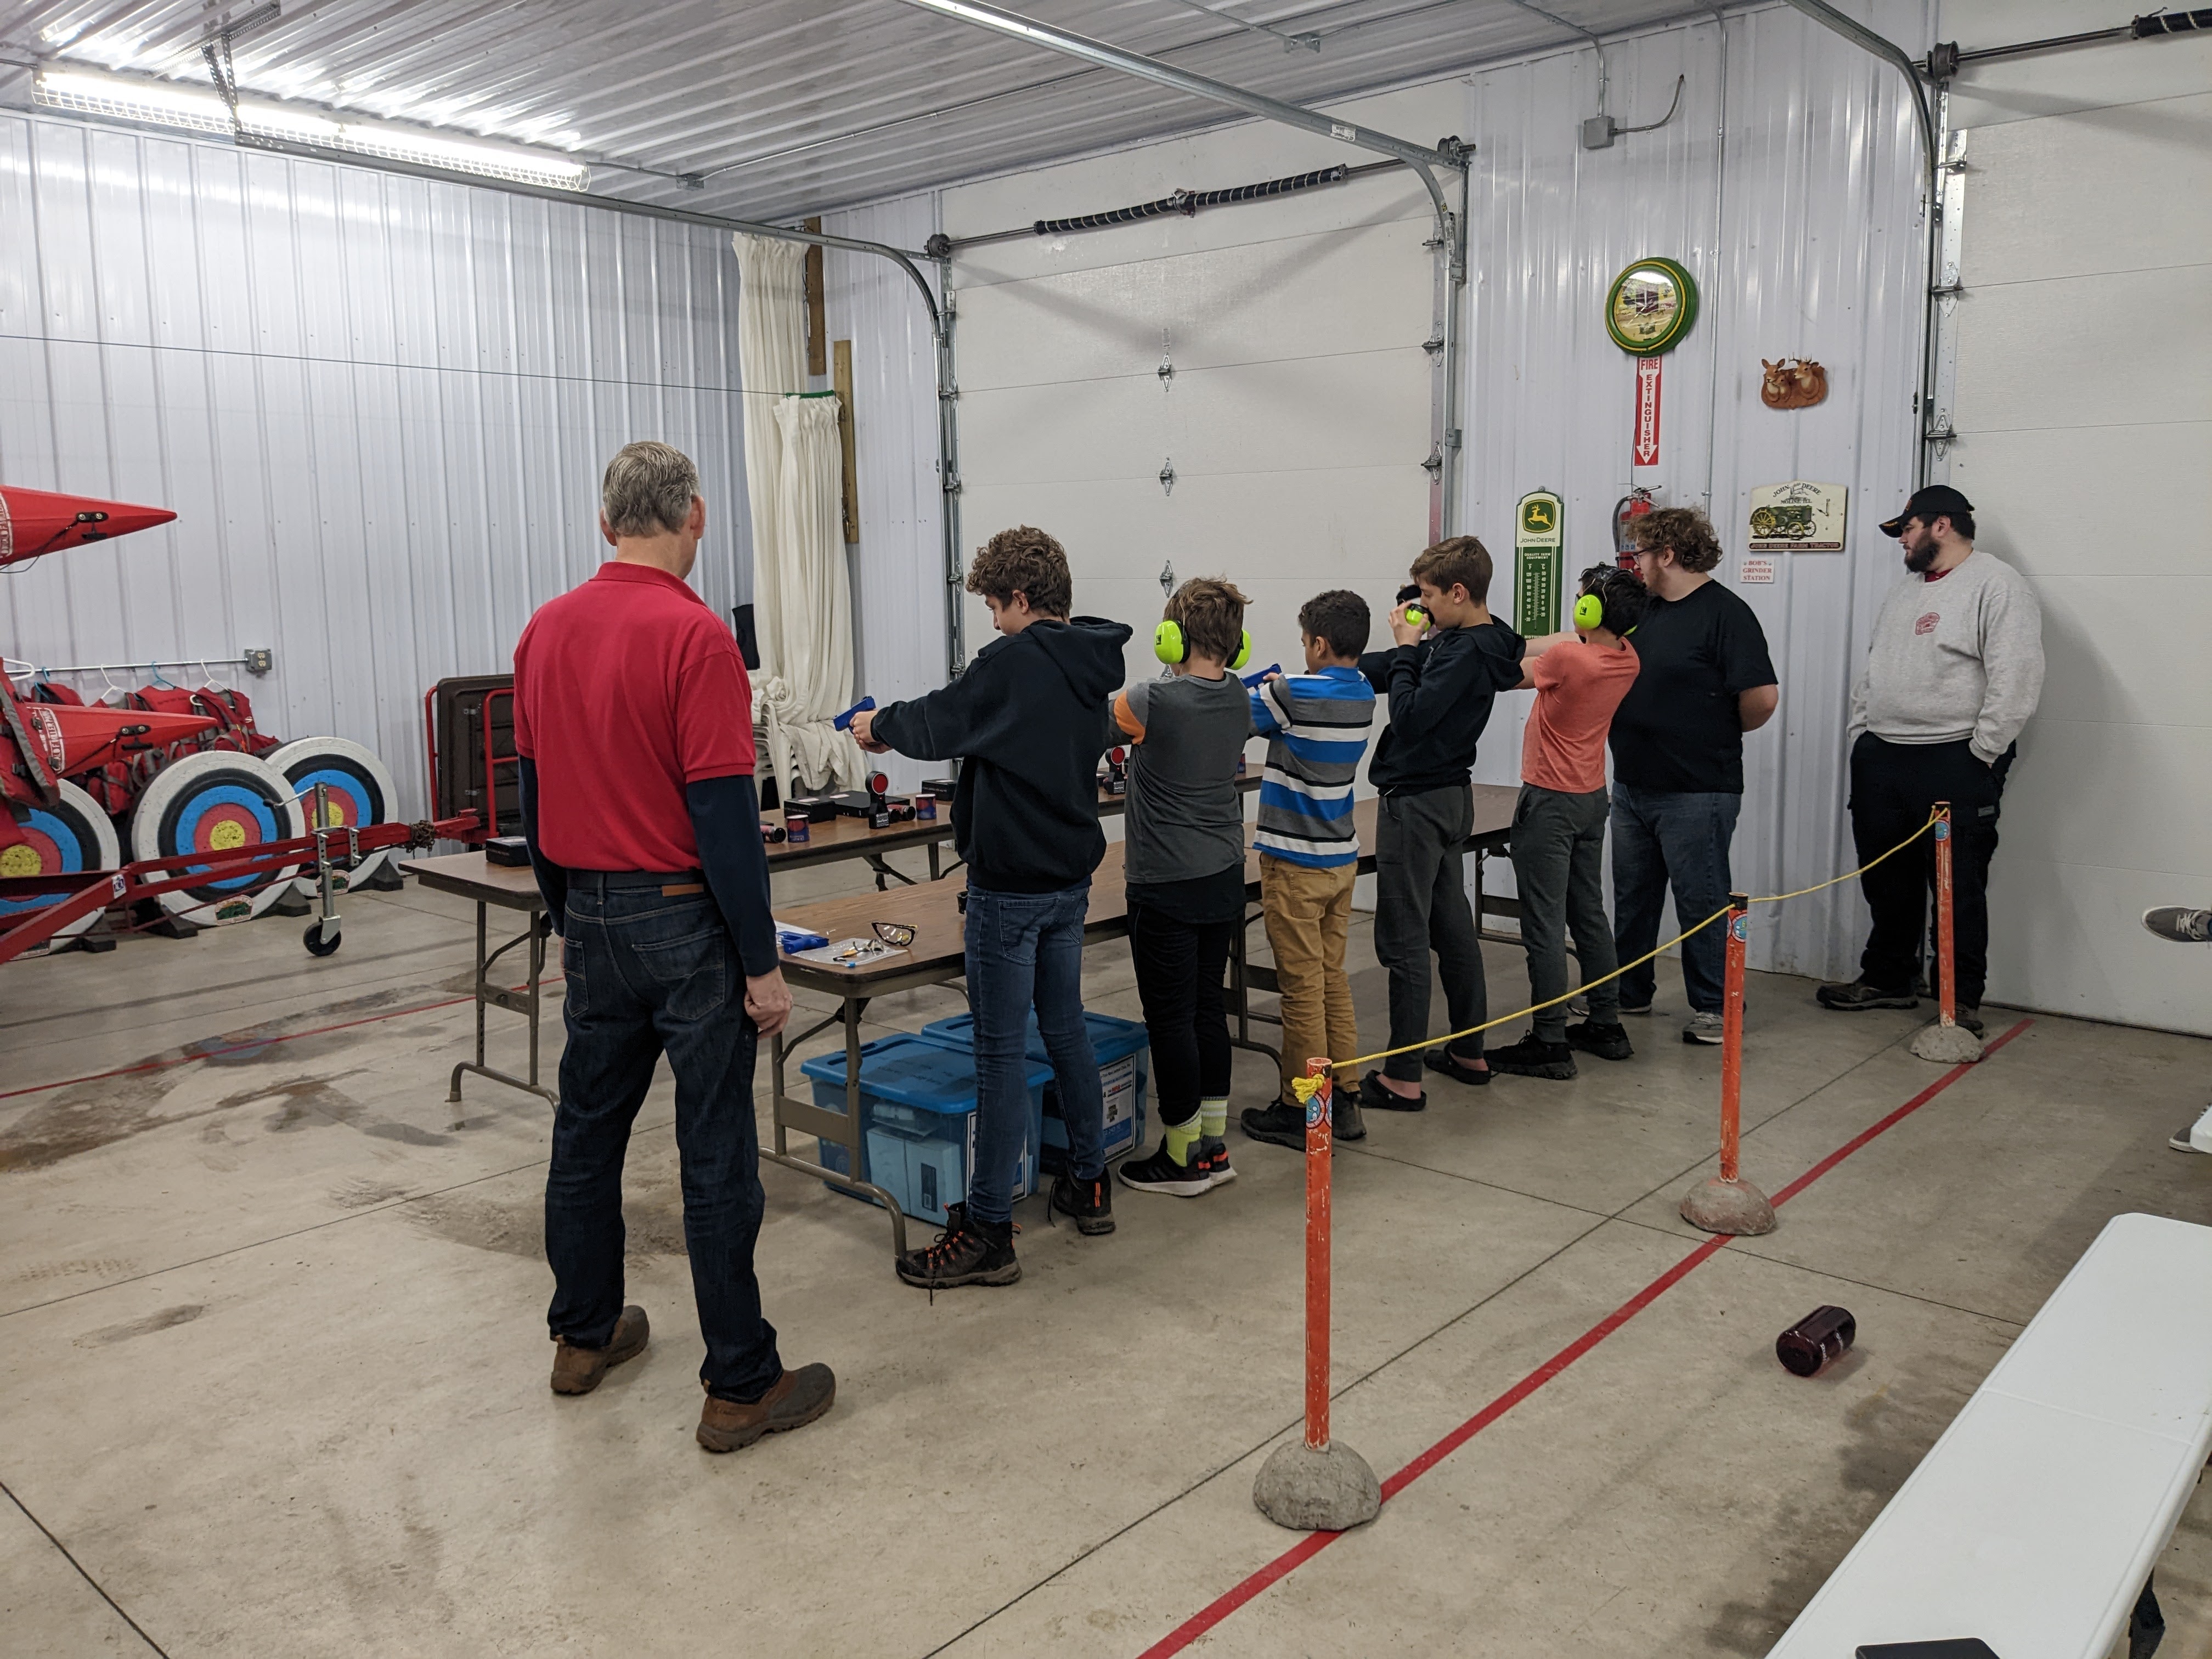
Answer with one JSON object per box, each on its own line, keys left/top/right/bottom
{"left": 548, "top": 872, "right": 781, "bottom": 1403}
{"left": 1128, "top": 901, "right": 1234, "bottom": 1128}
{"left": 1848, "top": 733, "right": 2012, "bottom": 1008}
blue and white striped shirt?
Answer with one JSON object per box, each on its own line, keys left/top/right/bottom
{"left": 1249, "top": 665, "right": 1376, "bottom": 868}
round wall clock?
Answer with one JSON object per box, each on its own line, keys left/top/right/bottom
{"left": 1605, "top": 257, "right": 1699, "bottom": 354}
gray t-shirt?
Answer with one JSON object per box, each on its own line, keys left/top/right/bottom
{"left": 1110, "top": 671, "right": 1248, "bottom": 887}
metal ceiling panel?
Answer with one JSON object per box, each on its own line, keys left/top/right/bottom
{"left": 3, "top": 1, "right": 1719, "bottom": 222}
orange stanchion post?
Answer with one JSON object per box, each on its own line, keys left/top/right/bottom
{"left": 1304, "top": 1063, "right": 1334, "bottom": 1451}
{"left": 1911, "top": 802, "right": 1985, "bottom": 1063}
{"left": 1680, "top": 894, "right": 1778, "bottom": 1235}
{"left": 1934, "top": 801, "right": 1957, "bottom": 1030}
{"left": 1253, "top": 1059, "right": 1380, "bottom": 1531}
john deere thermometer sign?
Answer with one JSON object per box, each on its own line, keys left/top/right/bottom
{"left": 1607, "top": 257, "right": 1698, "bottom": 477}
{"left": 1514, "top": 490, "right": 1565, "bottom": 637}
{"left": 1606, "top": 258, "right": 1698, "bottom": 354}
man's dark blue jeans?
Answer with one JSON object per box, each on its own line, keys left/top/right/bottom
{"left": 548, "top": 872, "right": 782, "bottom": 1403}
{"left": 964, "top": 881, "right": 1104, "bottom": 1226}
{"left": 1609, "top": 781, "right": 1742, "bottom": 1016}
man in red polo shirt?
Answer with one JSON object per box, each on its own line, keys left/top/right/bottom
{"left": 513, "top": 439, "right": 833, "bottom": 1453}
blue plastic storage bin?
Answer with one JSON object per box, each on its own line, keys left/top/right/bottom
{"left": 919, "top": 1011, "right": 1150, "bottom": 1166}
{"left": 798, "top": 1032, "right": 1048, "bottom": 1224}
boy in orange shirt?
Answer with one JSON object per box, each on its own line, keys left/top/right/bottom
{"left": 1488, "top": 565, "right": 1647, "bottom": 1081}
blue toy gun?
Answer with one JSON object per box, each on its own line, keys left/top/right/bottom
{"left": 1239, "top": 663, "right": 1281, "bottom": 688}
{"left": 833, "top": 696, "right": 876, "bottom": 732}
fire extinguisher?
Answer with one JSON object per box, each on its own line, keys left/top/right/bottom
{"left": 1612, "top": 487, "right": 1655, "bottom": 571}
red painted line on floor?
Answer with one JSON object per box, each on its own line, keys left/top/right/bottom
{"left": 1136, "top": 1018, "right": 2034, "bottom": 1658}
{"left": 0, "top": 975, "right": 569, "bottom": 1103}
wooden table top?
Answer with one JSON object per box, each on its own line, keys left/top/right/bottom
{"left": 399, "top": 851, "right": 549, "bottom": 911}
{"left": 764, "top": 774, "right": 1259, "bottom": 870}
{"left": 775, "top": 785, "right": 1519, "bottom": 989}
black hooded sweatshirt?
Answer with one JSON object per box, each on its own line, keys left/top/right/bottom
{"left": 871, "top": 616, "right": 1133, "bottom": 893}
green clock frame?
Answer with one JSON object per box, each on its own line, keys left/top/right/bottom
{"left": 1605, "top": 257, "right": 1700, "bottom": 356}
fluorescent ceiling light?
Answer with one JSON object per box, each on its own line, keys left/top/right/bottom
{"left": 33, "top": 67, "right": 590, "bottom": 190}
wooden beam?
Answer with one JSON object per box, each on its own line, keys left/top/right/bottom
{"left": 803, "top": 216, "right": 827, "bottom": 378}
{"left": 833, "top": 339, "right": 860, "bottom": 544}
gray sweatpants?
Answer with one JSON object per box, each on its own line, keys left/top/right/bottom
{"left": 1509, "top": 783, "right": 1618, "bottom": 1042}
{"left": 1373, "top": 783, "right": 1486, "bottom": 1082}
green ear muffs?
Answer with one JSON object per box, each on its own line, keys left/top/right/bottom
{"left": 1155, "top": 620, "right": 1252, "bottom": 668}
{"left": 1574, "top": 591, "right": 1604, "bottom": 631}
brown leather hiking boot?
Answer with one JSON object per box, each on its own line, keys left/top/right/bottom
{"left": 695, "top": 1363, "right": 837, "bottom": 1452}
{"left": 549, "top": 1305, "right": 649, "bottom": 1396}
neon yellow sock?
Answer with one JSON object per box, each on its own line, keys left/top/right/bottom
{"left": 1199, "top": 1097, "right": 1228, "bottom": 1141}
{"left": 1164, "top": 1115, "right": 1201, "bottom": 1166}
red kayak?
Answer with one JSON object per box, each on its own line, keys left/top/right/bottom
{"left": 0, "top": 486, "right": 178, "bottom": 568}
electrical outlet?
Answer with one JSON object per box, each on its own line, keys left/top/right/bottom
{"left": 244, "top": 648, "right": 274, "bottom": 675}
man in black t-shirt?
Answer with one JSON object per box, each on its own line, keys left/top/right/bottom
{"left": 1607, "top": 509, "right": 1779, "bottom": 1044}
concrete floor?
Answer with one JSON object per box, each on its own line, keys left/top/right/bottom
{"left": 4, "top": 850, "right": 2210, "bottom": 1658}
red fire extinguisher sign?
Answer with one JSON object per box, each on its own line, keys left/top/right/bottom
{"left": 1633, "top": 355, "right": 1662, "bottom": 468}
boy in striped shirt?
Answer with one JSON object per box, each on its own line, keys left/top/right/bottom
{"left": 1237, "top": 591, "right": 1379, "bottom": 1151}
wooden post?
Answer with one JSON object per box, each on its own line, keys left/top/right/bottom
{"left": 803, "top": 217, "right": 826, "bottom": 377}
{"left": 833, "top": 339, "right": 860, "bottom": 545}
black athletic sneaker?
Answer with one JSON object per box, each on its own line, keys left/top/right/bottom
{"left": 896, "top": 1204, "right": 1019, "bottom": 1289}
{"left": 1360, "top": 1070, "right": 1426, "bottom": 1111}
{"left": 1239, "top": 1099, "right": 1307, "bottom": 1149}
{"left": 1051, "top": 1171, "right": 1116, "bottom": 1235}
{"left": 1331, "top": 1093, "right": 1366, "bottom": 1143}
{"left": 1565, "top": 1020, "right": 1634, "bottom": 1061}
{"left": 1424, "top": 1046, "right": 1492, "bottom": 1087}
{"left": 2145, "top": 906, "right": 2212, "bottom": 944}
{"left": 1485, "top": 1031, "right": 1578, "bottom": 1081}
{"left": 1815, "top": 978, "right": 1918, "bottom": 1011}
{"left": 1117, "top": 1144, "right": 1213, "bottom": 1198}
{"left": 1197, "top": 1136, "right": 1237, "bottom": 1186}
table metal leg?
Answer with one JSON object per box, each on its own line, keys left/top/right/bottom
{"left": 865, "top": 853, "right": 917, "bottom": 890}
{"left": 1226, "top": 901, "right": 1282, "bottom": 1065}
{"left": 449, "top": 901, "right": 560, "bottom": 1109}
{"left": 763, "top": 995, "right": 910, "bottom": 1258}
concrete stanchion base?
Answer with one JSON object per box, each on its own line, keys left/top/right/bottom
{"left": 1253, "top": 1439, "right": 1381, "bottom": 1532}
{"left": 1910, "top": 1020, "right": 1985, "bottom": 1064}
{"left": 1679, "top": 1176, "right": 1778, "bottom": 1236}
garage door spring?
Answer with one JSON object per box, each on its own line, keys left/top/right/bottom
{"left": 1031, "top": 164, "right": 1348, "bottom": 235}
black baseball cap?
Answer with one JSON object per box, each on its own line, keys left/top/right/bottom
{"left": 1880, "top": 485, "right": 1973, "bottom": 537}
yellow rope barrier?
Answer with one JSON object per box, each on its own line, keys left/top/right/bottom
{"left": 1286, "top": 809, "right": 1942, "bottom": 1103}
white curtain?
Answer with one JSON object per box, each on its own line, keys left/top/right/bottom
{"left": 732, "top": 233, "right": 862, "bottom": 799}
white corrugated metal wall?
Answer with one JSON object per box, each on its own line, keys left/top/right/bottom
{"left": 845, "top": 2, "right": 1932, "bottom": 983}
{"left": 0, "top": 108, "right": 751, "bottom": 820}
{"left": 820, "top": 190, "right": 946, "bottom": 796}
{"left": 1463, "top": 0, "right": 1933, "bottom": 980}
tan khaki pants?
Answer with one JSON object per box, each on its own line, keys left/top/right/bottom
{"left": 1260, "top": 856, "right": 1359, "bottom": 1105}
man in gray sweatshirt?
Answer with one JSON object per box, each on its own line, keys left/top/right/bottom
{"left": 1818, "top": 486, "right": 2044, "bottom": 1030}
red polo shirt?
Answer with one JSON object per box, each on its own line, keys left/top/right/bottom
{"left": 512, "top": 561, "right": 755, "bottom": 872}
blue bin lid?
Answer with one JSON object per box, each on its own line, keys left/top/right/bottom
{"left": 920, "top": 1011, "right": 1149, "bottom": 1065}
{"left": 799, "top": 1031, "right": 1051, "bottom": 1113}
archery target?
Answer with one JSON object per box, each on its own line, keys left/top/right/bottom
{"left": 0, "top": 779, "right": 120, "bottom": 941}
{"left": 266, "top": 736, "right": 399, "bottom": 894}
{"left": 129, "top": 751, "right": 305, "bottom": 924}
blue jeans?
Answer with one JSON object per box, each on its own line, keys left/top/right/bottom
{"left": 548, "top": 873, "right": 782, "bottom": 1403}
{"left": 965, "top": 882, "right": 1103, "bottom": 1224}
{"left": 1609, "top": 781, "right": 1742, "bottom": 1016}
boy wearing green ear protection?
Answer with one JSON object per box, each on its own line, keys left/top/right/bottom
{"left": 1486, "top": 566, "right": 1646, "bottom": 1081}
{"left": 1111, "top": 578, "right": 1255, "bottom": 1198}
